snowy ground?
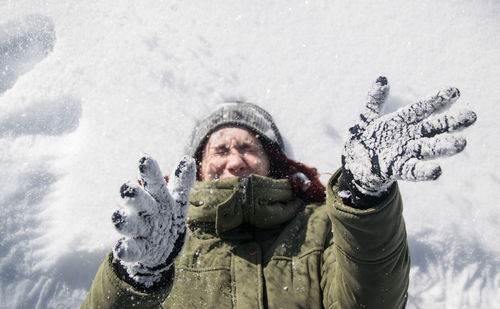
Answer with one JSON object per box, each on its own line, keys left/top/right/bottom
{"left": 0, "top": 1, "right": 499, "bottom": 308}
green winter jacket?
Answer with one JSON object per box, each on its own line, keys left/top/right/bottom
{"left": 82, "top": 170, "right": 410, "bottom": 308}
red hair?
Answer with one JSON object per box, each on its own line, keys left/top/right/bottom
{"left": 267, "top": 151, "right": 326, "bottom": 203}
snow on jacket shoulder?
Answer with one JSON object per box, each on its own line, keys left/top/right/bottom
{"left": 82, "top": 169, "right": 410, "bottom": 309}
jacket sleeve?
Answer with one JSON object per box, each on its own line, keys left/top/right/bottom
{"left": 81, "top": 252, "right": 173, "bottom": 309}
{"left": 321, "top": 170, "right": 410, "bottom": 309}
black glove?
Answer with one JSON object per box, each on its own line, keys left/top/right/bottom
{"left": 112, "top": 155, "right": 196, "bottom": 288}
{"left": 341, "top": 76, "right": 477, "bottom": 197}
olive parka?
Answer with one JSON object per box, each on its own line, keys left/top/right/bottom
{"left": 82, "top": 170, "right": 410, "bottom": 308}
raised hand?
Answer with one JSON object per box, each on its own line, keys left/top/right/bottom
{"left": 342, "top": 76, "right": 477, "bottom": 196}
{"left": 112, "top": 155, "right": 196, "bottom": 287}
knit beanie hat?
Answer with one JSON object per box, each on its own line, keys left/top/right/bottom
{"left": 188, "top": 102, "right": 285, "bottom": 159}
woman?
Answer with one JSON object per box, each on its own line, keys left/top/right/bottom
{"left": 82, "top": 77, "right": 476, "bottom": 308}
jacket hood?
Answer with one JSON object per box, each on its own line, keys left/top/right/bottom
{"left": 187, "top": 174, "right": 304, "bottom": 236}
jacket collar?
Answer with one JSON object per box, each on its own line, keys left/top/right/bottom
{"left": 187, "top": 174, "right": 304, "bottom": 236}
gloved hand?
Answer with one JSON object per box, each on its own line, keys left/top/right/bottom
{"left": 342, "top": 76, "right": 477, "bottom": 196}
{"left": 111, "top": 155, "right": 196, "bottom": 288}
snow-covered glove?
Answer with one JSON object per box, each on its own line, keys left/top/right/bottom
{"left": 112, "top": 155, "right": 196, "bottom": 288}
{"left": 342, "top": 76, "right": 477, "bottom": 196}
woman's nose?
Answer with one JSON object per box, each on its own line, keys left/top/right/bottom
{"left": 226, "top": 151, "right": 246, "bottom": 174}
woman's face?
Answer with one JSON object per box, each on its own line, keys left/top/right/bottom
{"left": 200, "top": 127, "right": 270, "bottom": 181}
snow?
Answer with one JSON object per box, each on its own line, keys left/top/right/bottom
{"left": 0, "top": 0, "right": 498, "bottom": 308}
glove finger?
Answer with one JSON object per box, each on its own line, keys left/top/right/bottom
{"left": 120, "top": 181, "right": 158, "bottom": 214}
{"left": 166, "top": 156, "right": 197, "bottom": 211}
{"left": 359, "top": 76, "right": 390, "bottom": 124}
{"left": 113, "top": 237, "right": 148, "bottom": 262}
{"left": 112, "top": 208, "right": 151, "bottom": 238}
{"left": 414, "top": 109, "right": 477, "bottom": 138}
{"left": 407, "top": 136, "right": 467, "bottom": 160}
{"left": 396, "top": 158, "right": 442, "bottom": 181}
{"left": 394, "top": 87, "right": 460, "bottom": 125}
{"left": 138, "top": 155, "right": 170, "bottom": 204}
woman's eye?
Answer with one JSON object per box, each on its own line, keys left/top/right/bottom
{"left": 244, "top": 145, "right": 260, "bottom": 154}
{"left": 215, "top": 147, "right": 229, "bottom": 155}
{"left": 239, "top": 144, "right": 254, "bottom": 152}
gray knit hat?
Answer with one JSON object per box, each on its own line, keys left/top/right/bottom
{"left": 188, "top": 102, "right": 284, "bottom": 160}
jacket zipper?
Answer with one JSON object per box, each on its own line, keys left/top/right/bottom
{"left": 241, "top": 178, "right": 248, "bottom": 205}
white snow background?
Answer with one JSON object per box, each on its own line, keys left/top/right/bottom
{"left": 0, "top": 0, "right": 499, "bottom": 308}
